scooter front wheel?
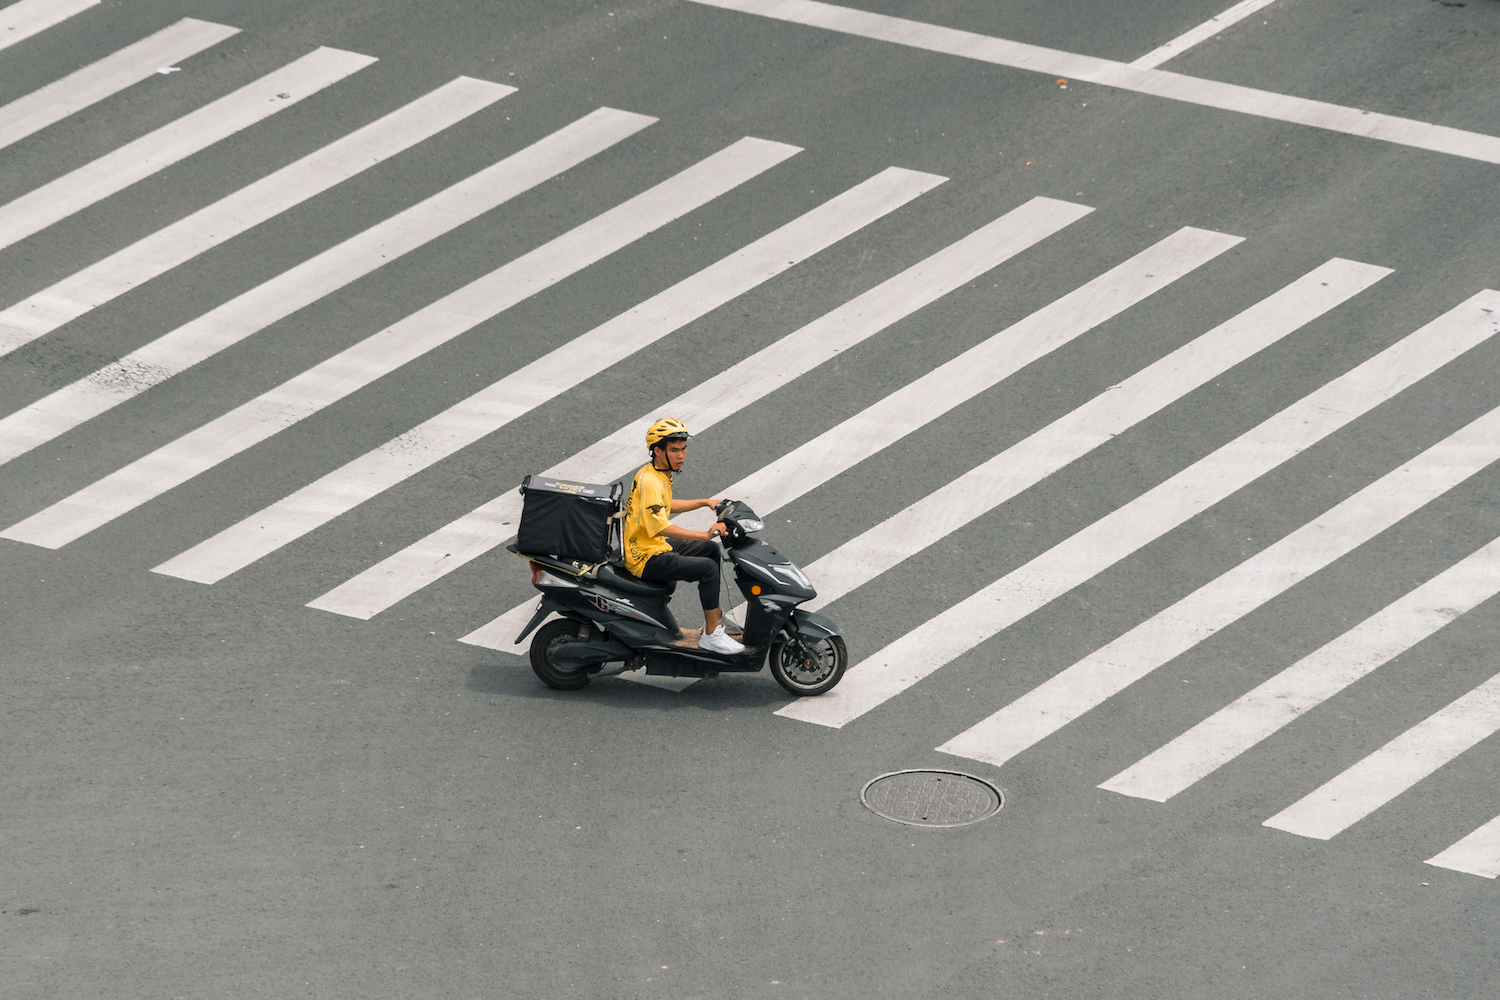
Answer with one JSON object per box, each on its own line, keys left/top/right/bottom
{"left": 530, "top": 618, "right": 593, "bottom": 690}
{"left": 769, "top": 632, "right": 847, "bottom": 696}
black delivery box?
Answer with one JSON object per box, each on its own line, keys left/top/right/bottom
{"left": 517, "top": 475, "right": 623, "bottom": 563}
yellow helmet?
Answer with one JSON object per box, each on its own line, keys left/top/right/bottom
{"left": 645, "top": 417, "right": 690, "bottom": 449}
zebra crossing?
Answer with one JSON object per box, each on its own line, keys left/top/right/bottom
{"left": 3, "top": 8, "right": 1500, "bottom": 883}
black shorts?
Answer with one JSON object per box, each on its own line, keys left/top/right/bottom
{"left": 641, "top": 538, "right": 722, "bottom": 610}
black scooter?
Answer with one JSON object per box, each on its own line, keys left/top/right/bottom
{"left": 510, "top": 500, "right": 847, "bottom": 695}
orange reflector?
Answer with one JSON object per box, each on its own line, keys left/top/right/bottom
{"left": 750, "top": 584, "right": 762, "bottom": 595}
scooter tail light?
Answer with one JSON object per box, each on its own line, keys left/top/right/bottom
{"left": 529, "top": 561, "right": 544, "bottom": 587}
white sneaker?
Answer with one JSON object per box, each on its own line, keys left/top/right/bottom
{"left": 699, "top": 624, "right": 745, "bottom": 654}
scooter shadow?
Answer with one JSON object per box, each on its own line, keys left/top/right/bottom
{"left": 465, "top": 652, "right": 791, "bottom": 712}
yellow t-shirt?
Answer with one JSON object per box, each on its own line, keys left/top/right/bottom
{"left": 622, "top": 462, "right": 673, "bottom": 576}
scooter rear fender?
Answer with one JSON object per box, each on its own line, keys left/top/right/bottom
{"left": 514, "top": 595, "right": 567, "bottom": 644}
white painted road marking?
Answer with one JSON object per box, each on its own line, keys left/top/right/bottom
{"left": 781, "top": 292, "right": 1500, "bottom": 732}
{"left": 1427, "top": 814, "right": 1500, "bottom": 879}
{"left": 1130, "top": 0, "right": 1282, "bottom": 70}
{"left": 137, "top": 137, "right": 799, "bottom": 581}
{"left": 0, "top": 18, "right": 239, "bottom": 151}
{"left": 317, "top": 196, "right": 1090, "bottom": 625}
{"left": 689, "top": 0, "right": 1500, "bottom": 166}
{"left": 0, "top": 46, "right": 377, "bottom": 251}
{"left": 183, "top": 166, "right": 940, "bottom": 582}
{"left": 1102, "top": 535, "right": 1500, "bottom": 802}
{"left": 929, "top": 294, "right": 1500, "bottom": 758}
{"left": 457, "top": 198, "right": 1094, "bottom": 649}
{"left": 0, "top": 76, "right": 513, "bottom": 357}
{"left": 0, "top": 107, "right": 655, "bottom": 465}
{"left": 799, "top": 259, "right": 1390, "bottom": 613}
{"left": 675, "top": 227, "right": 1243, "bottom": 536}
{"left": 0, "top": 0, "right": 98, "bottom": 52}
{"left": 1264, "top": 670, "right": 1500, "bottom": 840}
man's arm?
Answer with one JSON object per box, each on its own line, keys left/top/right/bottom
{"left": 657, "top": 497, "right": 726, "bottom": 542}
{"left": 659, "top": 521, "right": 727, "bottom": 542}
{"left": 668, "top": 496, "right": 720, "bottom": 514}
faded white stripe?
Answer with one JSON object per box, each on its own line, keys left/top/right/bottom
{"left": 0, "top": 76, "right": 512, "bottom": 357}
{"left": 0, "top": 18, "right": 238, "bottom": 151}
{"left": 0, "top": 107, "right": 655, "bottom": 465}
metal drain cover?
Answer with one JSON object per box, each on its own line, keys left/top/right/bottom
{"left": 860, "top": 769, "right": 1002, "bottom": 827}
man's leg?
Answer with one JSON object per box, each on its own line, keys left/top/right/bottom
{"left": 640, "top": 541, "right": 741, "bottom": 647}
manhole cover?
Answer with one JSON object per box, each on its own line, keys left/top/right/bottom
{"left": 860, "top": 769, "right": 1003, "bottom": 827}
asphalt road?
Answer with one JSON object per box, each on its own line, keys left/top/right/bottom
{"left": 2, "top": 1, "right": 1499, "bottom": 997}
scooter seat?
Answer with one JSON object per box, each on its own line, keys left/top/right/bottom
{"left": 597, "top": 563, "right": 673, "bottom": 596}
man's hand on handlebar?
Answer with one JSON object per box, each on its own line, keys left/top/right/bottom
{"left": 706, "top": 521, "right": 730, "bottom": 540}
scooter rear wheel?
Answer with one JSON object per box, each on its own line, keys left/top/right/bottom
{"left": 530, "top": 618, "right": 593, "bottom": 690}
{"left": 769, "top": 633, "right": 847, "bottom": 696}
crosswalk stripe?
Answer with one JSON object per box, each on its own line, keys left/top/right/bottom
{"left": 6, "top": 133, "right": 787, "bottom": 551}
{"left": 1264, "top": 670, "right": 1500, "bottom": 840}
{"left": 0, "top": 46, "right": 377, "bottom": 252}
{"left": 0, "top": 107, "right": 655, "bottom": 466}
{"left": 691, "top": 0, "right": 1500, "bottom": 166}
{"left": 132, "top": 137, "right": 800, "bottom": 581}
{"left": 798, "top": 259, "right": 1390, "bottom": 613}
{"left": 925, "top": 293, "right": 1500, "bottom": 756}
{"left": 0, "top": 76, "right": 513, "bottom": 358}
{"left": 0, "top": 0, "right": 97, "bottom": 52}
{"left": 1427, "top": 814, "right": 1500, "bottom": 879}
{"left": 1130, "top": 0, "right": 1281, "bottom": 70}
{"left": 186, "top": 167, "right": 941, "bottom": 593}
{"left": 0, "top": 18, "right": 238, "bottom": 151}
{"left": 447, "top": 197, "right": 1093, "bottom": 648}
{"left": 1102, "top": 535, "right": 1500, "bottom": 803}
{"left": 671, "top": 227, "right": 1243, "bottom": 539}
{"left": 782, "top": 292, "right": 1500, "bottom": 732}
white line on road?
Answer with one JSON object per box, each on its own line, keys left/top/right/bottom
{"left": 780, "top": 292, "right": 1500, "bottom": 732}
{"left": 0, "top": 46, "right": 377, "bottom": 251}
{"left": 133, "top": 138, "right": 799, "bottom": 581}
{"left": 474, "top": 223, "right": 1233, "bottom": 648}
{"left": 1130, "top": 0, "right": 1281, "bottom": 70}
{"left": 799, "top": 259, "right": 1389, "bottom": 613}
{"left": 0, "top": 18, "right": 238, "bottom": 151}
{"left": 0, "top": 0, "right": 98, "bottom": 52}
{"left": 0, "top": 107, "right": 655, "bottom": 465}
{"left": 689, "top": 0, "right": 1500, "bottom": 166}
{"left": 1427, "top": 814, "right": 1500, "bottom": 879}
{"left": 0, "top": 76, "right": 512, "bottom": 357}
{"left": 450, "top": 198, "right": 1093, "bottom": 648}
{"left": 1102, "top": 535, "right": 1500, "bottom": 802}
{"left": 165, "top": 167, "right": 940, "bottom": 582}
{"left": 926, "top": 294, "right": 1500, "bottom": 757}
{"left": 673, "top": 227, "right": 1242, "bottom": 541}
{"left": 1264, "top": 670, "right": 1500, "bottom": 840}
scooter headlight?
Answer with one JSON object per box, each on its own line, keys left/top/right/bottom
{"left": 737, "top": 518, "right": 764, "bottom": 533}
{"left": 769, "top": 562, "right": 811, "bottom": 589}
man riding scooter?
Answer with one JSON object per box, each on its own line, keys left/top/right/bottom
{"left": 623, "top": 418, "right": 745, "bottom": 655}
